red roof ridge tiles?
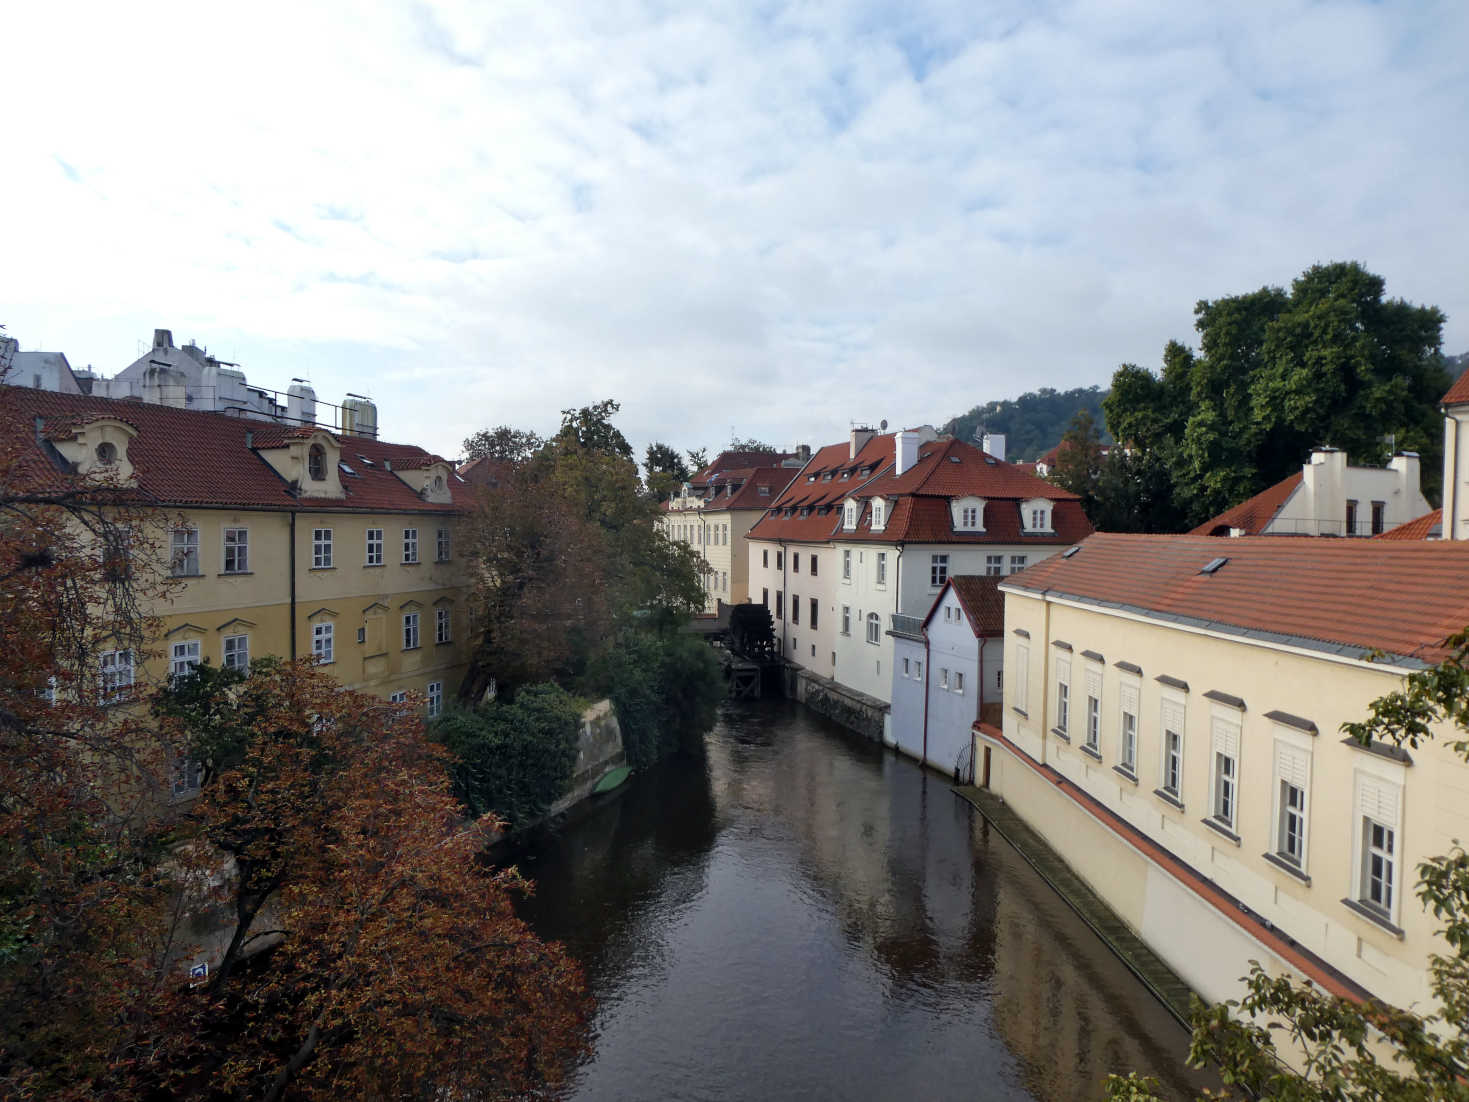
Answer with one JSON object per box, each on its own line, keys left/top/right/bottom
{"left": 1190, "top": 471, "right": 1304, "bottom": 536}
{"left": 1004, "top": 532, "right": 1469, "bottom": 666}
{"left": 1375, "top": 507, "right": 1441, "bottom": 541}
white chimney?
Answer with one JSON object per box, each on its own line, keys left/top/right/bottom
{"left": 850, "top": 426, "right": 876, "bottom": 459}
{"left": 896, "top": 430, "right": 920, "bottom": 476}
{"left": 286, "top": 380, "right": 318, "bottom": 427}
{"left": 982, "top": 432, "right": 1006, "bottom": 463}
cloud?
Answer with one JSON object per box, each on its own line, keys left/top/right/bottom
{"left": 2, "top": 0, "right": 1466, "bottom": 464}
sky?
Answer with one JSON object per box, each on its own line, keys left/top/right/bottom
{"left": 4, "top": 0, "right": 1468, "bottom": 464}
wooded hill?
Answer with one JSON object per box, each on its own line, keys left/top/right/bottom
{"left": 941, "top": 385, "right": 1111, "bottom": 461}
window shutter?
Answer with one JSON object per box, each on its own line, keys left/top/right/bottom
{"left": 1085, "top": 669, "right": 1102, "bottom": 699}
{"left": 1161, "top": 699, "right": 1185, "bottom": 735}
{"left": 1358, "top": 775, "right": 1400, "bottom": 824}
{"left": 1276, "top": 742, "right": 1310, "bottom": 790}
{"left": 1211, "top": 717, "right": 1240, "bottom": 759}
{"left": 1119, "top": 683, "right": 1139, "bottom": 713}
{"left": 1056, "top": 658, "right": 1070, "bottom": 685}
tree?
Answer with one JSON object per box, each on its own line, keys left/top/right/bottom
{"left": 154, "top": 660, "right": 591, "bottom": 1100}
{"left": 1104, "top": 263, "right": 1449, "bottom": 528}
{"left": 1107, "top": 629, "right": 1469, "bottom": 1101}
{"left": 1049, "top": 409, "right": 1106, "bottom": 516}
{"left": 461, "top": 425, "right": 543, "bottom": 466}
{"left": 555, "top": 399, "right": 633, "bottom": 461}
{"left": 685, "top": 447, "right": 709, "bottom": 472}
{"left": 644, "top": 441, "right": 690, "bottom": 502}
{"left": 728, "top": 437, "right": 778, "bottom": 454}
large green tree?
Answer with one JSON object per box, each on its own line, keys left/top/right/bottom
{"left": 1108, "top": 629, "right": 1469, "bottom": 1101}
{"left": 643, "top": 441, "right": 690, "bottom": 502}
{"left": 1104, "top": 262, "right": 1448, "bottom": 529}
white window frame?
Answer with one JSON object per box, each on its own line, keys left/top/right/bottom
{"left": 436, "top": 527, "right": 451, "bottom": 562}
{"left": 930, "top": 554, "right": 948, "bottom": 588}
{"left": 171, "top": 526, "right": 200, "bottom": 577}
{"left": 842, "top": 550, "right": 852, "bottom": 581}
{"left": 1055, "top": 660, "right": 1071, "bottom": 735}
{"left": 222, "top": 526, "right": 249, "bottom": 573}
{"left": 403, "top": 612, "right": 420, "bottom": 650}
{"left": 1159, "top": 697, "right": 1185, "bottom": 799}
{"left": 436, "top": 607, "right": 451, "bottom": 644}
{"left": 1351, "top": 768, "right": 1403, "bottom": 923}
{"left": 223, "top": 633, "right": 250, "bottom": 673}
{"left": 427, "top": 681, "right": 444, "bottom": 718}
{"left": 366, "top": 527, "right": 384, "bottom": 566}
{"left": 403, "top": 528, "right": 420, "bottom": 564}
{"left": 865, "top": 613, "right": 880, "bottom": 645}
{"left": 985, "top": 554, "right": 1003, "bottom": 576}
{"left": 1084, "top": 667, "right": 1102, "bottom": 752}
{"left": 99, "top": 648, "right": 134, "bottom": 703}
{"left": 876, "top": 552, "right": 887, "bottom": 586}
{"left": 312, "top": 622, "right": 334, "bottom": 664}
{"left": 170, "top": 639, "right": 202, "bottom": 682}
{"left": 953, "top": 670, "right": 964, "bottom": 695}
{"left": 389, "top": 691, "right": 408, "bottom": 705}
{"left": 940, "top": 667, "right": 949, "bottom": 690}
{"left": 312, "top": 528, "right": 333, "bottom": 569}
{"left": 1271, "top": 730, "right": 1313, "bottom": 871}
{"left": 1210, "top": 714, "right": 1241, "bottom": 831}
{"left": 1118, "top": 682, "right": 1139, "bottom": 774}
{"left": 1009, "top": 554, "right": 1028, "bottom": 574}
{"left": 841, "top": 606, "right": 851, "bottom": 635}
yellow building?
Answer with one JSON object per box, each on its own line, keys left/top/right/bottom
{"left": 984, "top": 534, "right": 1469, "bottom": 1013}
{"left": 660, "top": 450, "right": 800, "bottom": 612}
{"left": 10, "top": 386, "right": 472, "bottom": 749}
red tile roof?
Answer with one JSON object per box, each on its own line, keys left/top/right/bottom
{"left": 748, "top": 434, "right": 1087, "bottom": 546}
{"left": 931, "top": 575, "right": 1005, "bottom": 637}
{"left": 1375, "top": 507, "right": 1442, "bottom": 541}
{"left": 1443, "top": 373, "right": 1469, "bottom": 407}
{"left": 1004, "top": 532, "right": 1469, "bottom": 666}
{"left": 1, "top": 386, "right": 462, "bottom": 515}
{"left": 1190, "top": 471, "right": 1303, "bottom": 536}
{"left": 691, "top": 449, "right": 794, "bottom": 487}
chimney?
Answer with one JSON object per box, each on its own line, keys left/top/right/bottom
{"left": 895, "top": 430, "right": 920, "bottom": 476}
{"left": 1389, "top": 451, "right": 1421, "bottom": 495}
{"left": 981, "top": 432, "right": 1007, "bottom": 463}
{"left": 152, "top": 328, "right": 174, "bottom": 350}
{"left": 850, "top": 426, "right": 876, "bottom": 459}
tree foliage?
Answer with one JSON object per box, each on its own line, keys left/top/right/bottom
{"left": 728, "top": 437, "right": 778, "bottom": 454}
{"left": 1103, "top": 262, "right": 1449, "bottom": 529}
{"left": 643, "top": 441, "right": 690, "bottom": 502}
{"left": 1108, "top": 629, "right": 1469, "bottom": 1101}
{"left": 461, "top": 424, "right": 544, "bottom": 466}
{"left": 943, "top": 385, "right": 1112, "bottom": 462}
{"left": 432, "top": 683, "right": 583, "bottom": 828}
{"left": 593, "top": 630, "right": 724, "bottom": 771}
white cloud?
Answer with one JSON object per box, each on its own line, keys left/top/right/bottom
{"left": 2, "top": 0, "right": 1466, "bottom": 463}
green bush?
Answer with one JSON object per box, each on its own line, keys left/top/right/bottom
{"left": 431, "top": 682, "right": 582, "bottom": 828}
{"left": 595, "top": 631, "right": 723, "bottom": 770}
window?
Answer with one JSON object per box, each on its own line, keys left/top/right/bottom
{"left": 844, "top": 502, "right": 856, "bottom": 528}
{"left": 436, "top": 607, "right": 451, "bottom": 644}
{"left": 930, "top": 554, "right": 948, "bottom": 587}
{"left": 223, "top": 634, "right": 250, "bottom": 673}
{"left": 775, "top": 592, "right": 784, "bottom": 620}
{"left": 962, "top": 505, "right": 978, "bottom": 528}
{"left": 308, "top": 444, "right": 327, "bottom": 481}
{"left": 1031, "top": 508, "right": 1046, "bottom": 529}
{"left": 865, "top": 613, "right": 880, "bottom": 644}
{"left": 1085, "top": 669, "right": 1101, "bottom": 752}
{"left": 841, "top": 606, "right": 851, "bottom": 635}
{"left": 809, "top": 554, "right": 818, "bottom": 576}
{"left": 843, "top": 550, "right": 852, "bottom": 580}
{"left": 312, "top": 622, "right": 334, "bottom": 663}
{"left": 1355, "top": 774, "right": 1400, "bottom": 918}
{"left": 99, "top": 649, "right": 133, "bottom": 702}
{"left": 403, "top": 612, "right": 420, "bottom": 650}
{"left": 954, "top": 670, "right": 964, "bottom": 694}
{"left": 171, "top": 527, "right": 200, "bottom": 576}
{"left": 1271, "top": 740, "right": 1311, "bottom": 867}
{"left": 1009, "top": 554, "right": 1028, "bottom": 574}
{"left": 222, "top": 527, "right": 249, "bottom": 573}
{"left": 986, "top": 555, "right": 1003, "bottom": 576}
{"left": 916, "top": 660, "right": 923, "bottom": 680}
{"left": 1370, "top": 502, "right": 1385, "bottom": 536}
{"left": 793, "top": 553, "right": 800, "bottom": 573}
{"left": 872, "top": 500, "right": 884, "bottom": 528}
{"left": 763, "top": 549, "right": 769, "bottom": 568}
{"left": 403, "top": 528, "right": 419, "bottom": 564}
{"left": 762, "top": 587, "right": 769, "bottom": 607}
{"left": 1210, "top": 715, "right": 1241, "bottom": 830}
{"left": 389, "top": 691, "right": 408, "bottom": 705}
{"left": 792, "top": 594, "right": 800, "bottom": 625}
{"left": 436, "top": 527, "right": 452, "bottom": 562}
{"left": 1015, "top": 644, "right": 1029, "bottom": 712}
{"left": 776, "top": 551, "right": 783, "bottom": 570}
{"left": 1160, "top": 699, "right": 1185, "bottom": 797}
{"left": 876, "top": 552, "right": 887, "bottom": 586}
{"left": 809, "top": 598, "right": 817, "bottom": 629}
{"left": 170, "top": 640, "right": 201, "bottom": 682}
{"left": 427, "top": 681, "right": 444, "bottom": 718}
{"left": 1055, "top": 663, "right": 1071, "bottom": 734}
{"left": 940, "top": 668, "right": 949, "bottom": 690}
{"left": 1345, "top": 499, "right": 1358, "bottom": 536}
{"left": 366, "top": 528, "right": 384, "bottom": 566}
{"left": 171, "top": 758, "right": 203, "bottom": 800}
{"left": 95, "top": 441, "right": 117, "bottom": 465}
{"left": 313, "top": 528, "right": 333, "bottom": 569}
{"left": 1119, "top": 700, "right": 1138, "bottom": 773}
{"left": 903, "top": 657, "right": 910, "bottom": 676}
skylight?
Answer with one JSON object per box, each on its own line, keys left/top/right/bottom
{"left": 1063, "top": 545, "right": 1081, "bottom": 558}
{"left": 356, "top": 454, "right": 376, "bottom": 468}
{"left": 339, "top": 462, "right": 357, "bottom": 477}
{"left": 1200, "top": 557, "right": 1229, "bottom": 575}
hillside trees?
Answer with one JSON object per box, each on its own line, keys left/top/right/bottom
{"left": 944, "top": 385, "right": 1111, "bottom": 461}
{"left": 1104, "top": 262, "right": 1448, "bottom": 528}
{"left": 1106, "top": 628, "right": 1469, "bottom": 1101}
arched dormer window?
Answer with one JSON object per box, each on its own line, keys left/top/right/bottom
{"left": 950, "top": 496, "right": 986, "bottom": 532}
{"left": 1022, "top": 498, "right": 1054, "bottom": 533}
{"left": 95, "top": 442, "right": 118, "bottom": 465}
{"left": 308, "top": 444, "right": 327, "bottom": 481}
{"left": 843, "top": 499, "right": 858, "bottom": 530}
{"left": 432, "top": 474, "right": 445, "bottom": 493}
{"left": 871, "top": 498, "right": 887, "bottom": 531}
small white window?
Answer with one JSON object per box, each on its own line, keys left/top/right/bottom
{"left": 403, "top": 612, "right": 420, "bottom": 650}
{"left": 953, "top": 670, "right": 964, "bottom": 694}
{"left": 876, "top": 552, "right": 887, "bottom": 585}
{"left": 915, "top": 660, "right": 923, "bottom": 681}
{"left": 940, "top": 667, "right": 949, "bottom": 689}
{"left": 366, "top": 528, "right": 384, "bottom": 566}
{"left": 403, "top": 528, "right": 419, "bottom": 564}
{"left": 1085, "top": 669, "right": 1101, "bottom": 752}
{"left": 1354, "top": 774, "right": 1401, "bottom": 920}
{"left": 436, "top": 607, "right": 451, "bottom": 644}
{"left": 843, "top": 550, "right": 852, "bottom": 580}
{"left": 222, "top": 527, "right": 249, "bottom": 573}
{"left": 435, "top": 527, "right": 451, "bottom": 561}
{"left": 171, "top": 527, "right": 200, "bottom": 576}
{"left": 1160, "top": 699, "right": 1185, "bottom": 798}
{"left": 872, "top": 500, "right": 884, "bottom": 529}
{"left": 865, "top": 613, "right": 880, "bottom": 644}
{"left": 1055, "top": 660, "right": 1071, "bottom": 734}
{"left": 841, "top": 606, "right": 851, "bottom": 635}
{"left": 308, "top": 444, "right": 327, "bottom": 481}
{"left": 313, "top": 622, "right": 334, "bottom": 663}
{"left": 1210, "top": 716, "right": 1240, "bottom": 830}
{"left": 1118, "top": 684, "right": 1139, "bottom": 773}
{"left": 427, "top": 681, "right": 444, "bottom": 718}
{"left": 99, "top": 649, "right": 134, "bottom": 703}
{"left": 962, "top": 506, "right": 977, "bottom": 527}
{"left": 902, "top": 657, "right": 910, "bottom": 676}
{"left": 170, "top": 640, "right": 201, "bottom": 682}
{"left": 1009, "top": 554, "right": 1028, "bottom": 574}
{"left": 930, "top": 554, "right": 948, "bottom": 588}
{"left": 844, "top": 502, "right": 856, "bottom": 529}
{"left": 985, "top": 554, "right": 1003, "bottom": 576}
{"left": 389, "top": 691, "right": 408, "bottom": 705}
{"left": 95, "top": 441, "right": 118, "bottom": 465}
{"left": 312, "top": 528, "right": 333, "bottom": 569}
{"left": 223, "top": 634, "right": 250, "bottom": 673}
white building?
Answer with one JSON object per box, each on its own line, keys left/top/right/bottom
{"left": 746, "top": 427, "right": 1091, "bottom": 706}
{"left": 1194, "top": 446, "right": 1428, "bottom": 538}
{"left": 889, "top": 576, "right": 1004, "bottom": 774}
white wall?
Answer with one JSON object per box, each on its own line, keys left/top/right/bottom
{"left": 924, "top": 592, "right": 980, "bottom": 773}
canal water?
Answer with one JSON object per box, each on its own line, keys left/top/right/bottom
{"left": 509, "top": 700, "right": 1213, "bottom": 1101}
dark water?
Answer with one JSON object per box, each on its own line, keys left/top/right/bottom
{"left": 510, "top": 700, "right": 1212, "bottom": 1101}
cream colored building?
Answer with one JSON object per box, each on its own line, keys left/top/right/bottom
{"left": 983, "top": 533, "right": 1469, "bottom": 1012}
{"left": 8, "top": 385, "right": 472, "bottom": 782}
{"left": 660, "top": 450, "right": 800, "bottom": 612}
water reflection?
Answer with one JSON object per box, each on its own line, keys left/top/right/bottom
{"left": 509, "top": 700, "right": 1211, "bottom": 1101}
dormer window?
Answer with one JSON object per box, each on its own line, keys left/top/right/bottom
{"left": 308, "top": 444, "right": 327, "bottom": 481}
{"left": 432, "top": 474, "right": 445, "bottom": 494}
{"left": 1022, "top": 498, "right": 1054, "bottom": 533}
{"left": 871, "top": 498, "right": 887, "bottom": 532}
{"left": 95, "top": 442, "right": 118, "bottom": 466}
{"left": 950, "top": 496, "right": 986, "bottom": 532}
{"left": 843, "top": 500, "right": 857, "bottom": 530}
